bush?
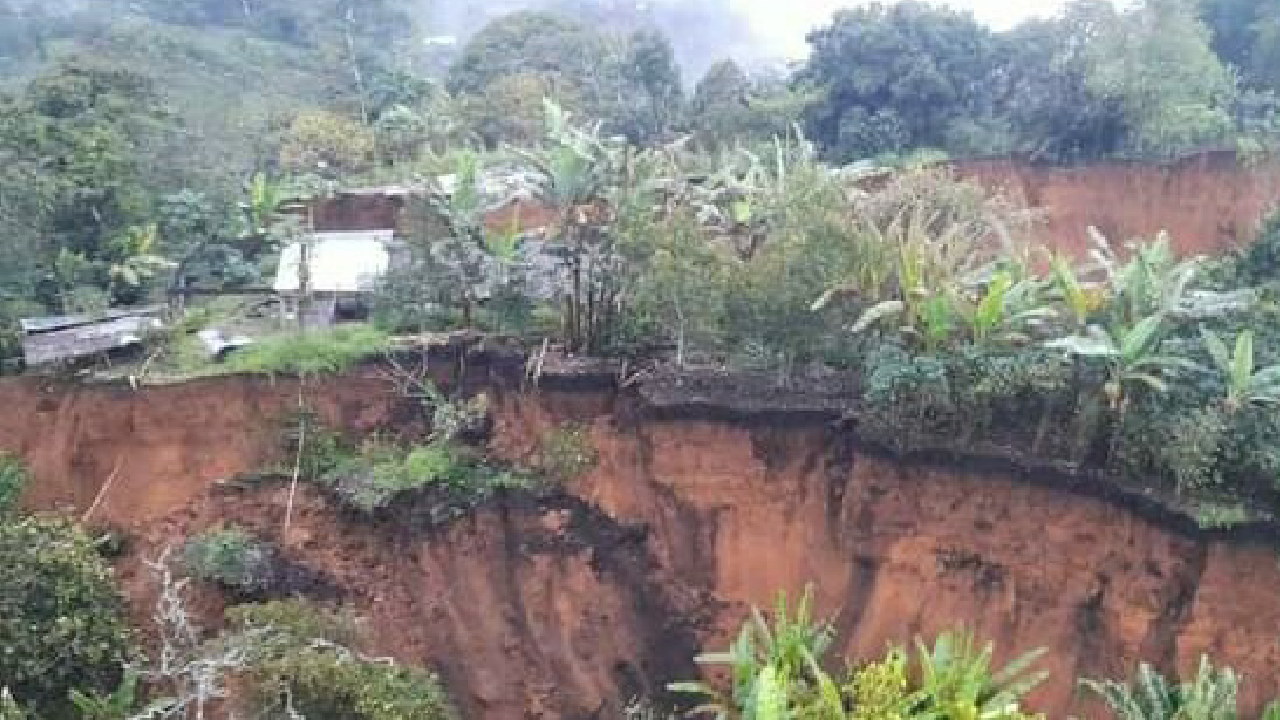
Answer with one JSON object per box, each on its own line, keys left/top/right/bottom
{"left": 856, "top": 344, "right": 1079, "bottom": 456}
{"left": 182, "top": 526, "right": 275, "bottom": 595}
{"left": 320, "top": 439, "right": 536, "bottom": 518}
{"left": 536, "top": 424, "right": 598, "bottom": 482}
{"left": 226, "top": 324, "right": 390, "bottom": 376}
{"left": 1229, "top": 211, "right": 1280, "bottom": 287}
{"left": 228, "top": 601, "right": 456, "bottom": 720}
{"left": 0, "top": 517, "right": 132, "bottom": 716}
{"left": 0, "top": 452, "right": 28, "bottom": 514}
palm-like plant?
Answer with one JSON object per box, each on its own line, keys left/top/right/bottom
{"left": 1050, "top": 253, "right": 1106, "bottom": 330}
{"left": 515, "top": 100, "right": 626, "bottom": 353}
{"left": 1200, "top": 328, "right": 1280, "bottom": 410}
{"left": 817, "top": 200, "right": 997, "bottom": 352}
{"left": 240, "top": 172, "right": 291, "bottom": 255}
{"left": 910, "top": 629, "right": 1047, "bottom": 720}
{"left": 1083, "top": 655, "right": 1239, "bottom": 720}
{"left": 1048, "top": 315, "right": 1201, "bottom": 411}
{"left": 669, "top": 586, "right": 833, "bottom": 720}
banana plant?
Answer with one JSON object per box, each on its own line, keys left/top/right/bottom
{"left": 669, "top": 586, "right": 833, "bottom": 719}
{"left": 1083, "top": 655, "right": 1239, "bottom": 720}
{"left": 1048, "top": 315, "right": 1202, "bottom": 411}
{"left": 1050, "top": 254, "right": 1105, "bottom": 330}
{"left": 1087, "top": 229, "right": 1214, "bottom": 325}
{"left": 962, "top": 268, "right": 1056, "bottom": 348}
{"left": 1200, "top": 328, "right": 1280, "bottom": 410}
{"left": 911, "top": 629, "right": 1047, "bottom": 720}
{"left": 239, "top": 172, "right": 292, "bottom": 249}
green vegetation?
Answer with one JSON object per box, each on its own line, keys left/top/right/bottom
{"left": 0, "top": 516, "right": 133, "bottom": 717}
{"left": 672, "top": 587, "right": 1280, "bottom": 719}
{"left": 672, "top": 587, "right": 1046, "bottom": 719}
{"left": 224, "top": 325, "right": 390, "bottom": 377}
{"left": 536, "top": 424, "right": 598, "bottom": 483}
{"left": 0, "top": 453, "right": 28, "bottom": 514}
{"left": 182, "top": 525, "right": 276, "bottom": 595}
{"left": 1084, "top": 655, "right": 1280, "bottom": 720}
{"left": 227, "top": 600, "right": 456, "bottom": 720}
{"left": 315, "top": 438, "right": 537, "bottom": 517}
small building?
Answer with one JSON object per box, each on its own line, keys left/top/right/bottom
{"left": 273, "top": 229, "right": 397, "bottom": 327}
{"left": 20, "top": 306, "right": 165, "bottom": 367}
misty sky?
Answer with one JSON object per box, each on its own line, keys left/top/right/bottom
{"left": 733, "top": 0, "right": 1070, "bottom": 57}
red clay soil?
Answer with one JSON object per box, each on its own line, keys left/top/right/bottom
{"left": 957, "top": 151, "right": 1280, "bottom": 258}
{"left": 9, "top": 369, "right": 1280, "bottom": 717}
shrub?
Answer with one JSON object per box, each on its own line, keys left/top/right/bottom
{"left": 0, "top": 517, "right": 132, "bottom": 716}
{"left": 1229, "top": 211, "right": 1280, "bottom": 287}
{"left": 536, "top": 424, "right": 598, "bottom": 482}
{"left": 228, "top": 601, "right": 456, "bottom": 720}
{"left": 0, "top": 452, "right": 28, "bottom": 514}
{"left": 182, "top": 526, "right": 275, "bottom": 595}
{"left": 226, "top": 324, "right": 390, "bottom": 376}
{"left": 320, "top": 439, "right": 536, "bottom": 518}
{"left": 858, "top": 345, "right": 957, "bottom": 450}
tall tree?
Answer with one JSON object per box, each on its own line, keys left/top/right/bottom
{"left": 798, "top": 1, "right": 1005, "bottom": 162}
{"left": 1086, "top": 0, "right": 1237, "bottom": 157}
{"left": 447, "top": 11, "right": 603, "bottom": 97}
{"left": 1001, "top": 1, "right": 1129, "bottom": 162}
{"left": 618, "top": 28, "right": 683, "bottom": 143}
{"left": 1201, "top": 0, "right": 1280, "bottom": 92}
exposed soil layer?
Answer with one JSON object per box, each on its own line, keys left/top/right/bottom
{"left": 11, "top": 367, "right": 1280, "bottom": 717}
{"left": 957, "top": 151, "right": 1280, "bottom": 258}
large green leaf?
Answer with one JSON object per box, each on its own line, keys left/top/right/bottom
{"left": 1232, "top": 330, "right": 1255, "bottom": 398}
{"left": 1119, "top": 315, "right": 1164, "bottom": 362}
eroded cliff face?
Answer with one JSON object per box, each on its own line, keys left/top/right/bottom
{"left": 9, "top": 372, "right": 1280, "bottom": 718}
{"left": 957, "top": 152, "right": 1280, "bottom": 258}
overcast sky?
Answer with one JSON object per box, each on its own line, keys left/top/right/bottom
{"left": 731, "top": 0, "right": 1071, "bottom": 57}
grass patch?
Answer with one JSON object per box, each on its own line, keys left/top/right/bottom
{"left": 1195, "top": 502, "right": 1257, "bottom": 529}
{"left": 317, "top": 439, "right": 539, "bottom": 520}
{"left": 225, "top": 324, "right": 390, "bottom": 376}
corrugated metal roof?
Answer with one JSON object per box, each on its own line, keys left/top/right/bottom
{"left": 274, "top": 230, "right": 394, "bottom": 293}
{"left": 23, "top": 315, "right": 163, "bottom": 366}
{"left": 20, "top": 305, "right": 166, "bottom": 335}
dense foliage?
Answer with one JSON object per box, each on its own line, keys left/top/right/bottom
{"left": 0, "top": 517, "right": 132, "bottom": 717}
{"left": 0, "top": 453, "right": 28, "bottom": 514}
{"left": 182, "top": 525, "right": 277, "bottom": 595}
{"left": 226, "top": 600, "right": 456, "bottom": 719}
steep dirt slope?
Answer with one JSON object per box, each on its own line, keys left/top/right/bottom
{"left": 9, "top": 372, "right": 1280, "bottom": 717}
{"left": 957, "top": 151, "right": 1280, "bottom": 258}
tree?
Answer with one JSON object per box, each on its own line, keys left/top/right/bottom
{"left": 278, "top": 109, "right": 376, "bottom": 175}
{"left": 798, "top": 1, "right": 1006, "bottom": 162}
{"left": 447, "top": 11, "right": 603, "bottom": 97}
{"left": 688, "top": 60, "right": 810, "bottom": 149}
{"left": 0, "top": 517, "right": 133, "bottom": 717}
{"left": 1001, "top": 3, "right": 1130, "bottom": 161}
{"left": 0, "top": 57, "right": 175, "bottom": 309}
{"left": 1085, "top": 0, "right": 1237, "bottom": 157}
{"left": 1201, "top": 0, "right": 1280, "bottom": 93}
{"left": 517, "top": 100, "right": 625, "bottom": 353}
{"left": 461, "top": 70, "right": 582, "bottom": 147}
{"left": 616, "top": 28, "right": 683, "bottom": 143}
